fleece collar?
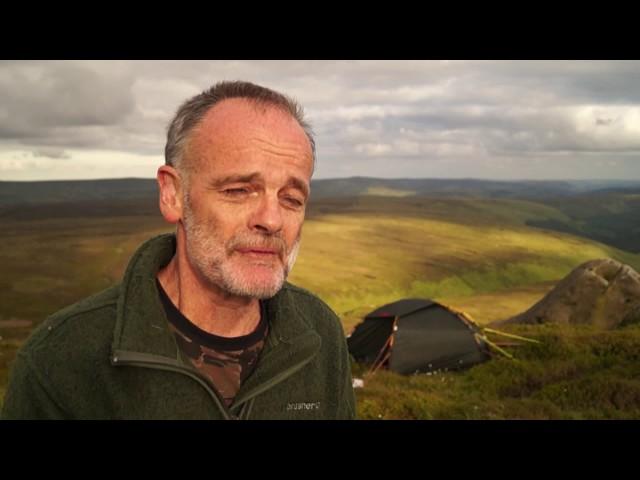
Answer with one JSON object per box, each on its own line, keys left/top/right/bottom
{"left": 110, "top": 233, "right": 320, "bottom": 363}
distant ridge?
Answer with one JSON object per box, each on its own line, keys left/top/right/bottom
{"left": 0, "top": 178, "right": 158, "bottom": 206}
{"left": 3, "top": 177, "right": 639, "bottom": 205}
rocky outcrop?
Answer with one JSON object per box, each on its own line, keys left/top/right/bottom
{"left": 499, "top": 259, "right": 640, "bottom": 329}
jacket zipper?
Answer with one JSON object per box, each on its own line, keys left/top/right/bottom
{"left": 111, "top": 349, "right": 315, "bottom": 420}
{"left": 231, "top": 353, "right": 316, "bottom": 408}
{"left": 111, "top": 350, "right": 235, "bottom": 420}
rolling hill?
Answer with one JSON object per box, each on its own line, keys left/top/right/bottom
{"left": 3, "top": 177, "right": 639, "bottom": 252}
{"left": 2, "top": 177, "right": 640, "bottom": 418}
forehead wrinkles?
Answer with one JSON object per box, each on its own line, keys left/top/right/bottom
{"left": 196, "top": 99, "right": 294, "bottom": 144}
{"left": 247, "top": 135, "right": 311, "bottom": 160}
{"left": 187, "top": 103, "right": 312, "bottom": 169}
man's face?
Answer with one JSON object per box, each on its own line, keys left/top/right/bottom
{"left": 179, "top": 99, "right": 313, "bottom": 299}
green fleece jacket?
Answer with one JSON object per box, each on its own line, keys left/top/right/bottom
{"left": 1, "top": 234, "right": 356, "bottom": 420}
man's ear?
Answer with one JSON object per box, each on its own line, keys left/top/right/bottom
{"left": 157, "top": 165, "right": 184, "bottom": 224}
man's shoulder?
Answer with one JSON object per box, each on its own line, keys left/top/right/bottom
{"left": 278, "top": 283, "right": 345, "bottom": 334}
{"left": 21, "top": 284, "right": 121, "bottom": 358}
{"left": 4, "top": 285, "right": 123, "bottom": 419}
{"left": 50, "top": 283, "right": 120, "bottom": 322}
{"left": 280, "top": 282, "right": 334, "bottom": 312}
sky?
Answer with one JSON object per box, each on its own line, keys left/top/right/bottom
{"left": 1, "top": 60, "right": 639, "bottom": 181}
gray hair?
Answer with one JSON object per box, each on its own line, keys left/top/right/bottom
{"left": 165, "top": 80, "right": 316, "bottom": 178}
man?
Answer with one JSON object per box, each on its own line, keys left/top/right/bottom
{"left": 2, "top": 80, "right": 356, "bottom": 420}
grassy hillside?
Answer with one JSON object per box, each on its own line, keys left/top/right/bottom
{"left": 0, "top": 215, "right": 168, "bottom": 323}
{"left": 296, "top": 196, "right": 640, "bottom": 332}
{"left": 2, "top": 192, "right": 640, "bottom": 418}
{"left": 354, "top": 323, "right": 640, "bottom": 419}
{"left": 7, "top": 194, "right": 634, "bottom": 327}
{"left": 4, "top": 177, "right": 640, "bottom": 252}
{"left": 529, "top": 190, "right": 640, "bottom": 253}
{"left": 0, "top": 178, "right": 158, "bottom": 206}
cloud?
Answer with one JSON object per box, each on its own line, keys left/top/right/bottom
{"left": 0, "top": 62, "right": 135, "bottom": 131}
{"left": 32, "top": 147, "right": 71, "bottom": 159}
{"left": 0, "top": 60, "right": 639, "bottom": 181}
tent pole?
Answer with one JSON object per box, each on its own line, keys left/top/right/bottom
{"left": 367, "top": 350, "right": 392, "bottom": 378}
{"left": 483, "top": 327, "right": 541, "bottom": 344}
{"left": 364, "top": 316, "right": 398, "bottom": 380}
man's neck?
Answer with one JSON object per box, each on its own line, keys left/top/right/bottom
{"left": 156, "top": 252, "right": 262, "bottom": 338}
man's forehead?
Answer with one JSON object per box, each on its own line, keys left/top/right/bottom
{"left": 188, "top": 98, "right": 313, "bottom": 172}
{"left": 197, "top": 98, "right": 301, "bottom": 137}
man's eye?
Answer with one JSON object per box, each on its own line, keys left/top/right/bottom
{"left": 223, "top": 188, "right": 250, "bottom": 195}
{"left": 283, "top": 196, "right": 304, "bottom": 208}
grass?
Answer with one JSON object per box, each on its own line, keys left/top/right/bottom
{"left": 0, "top": 215, "right": 169, "bottom": 322}
{"left": 291, "top": 199, "right": 640, "bottom": 331}
{"left": 364, "top": 187, "right": 416, "bottom": 197}
{"left": 439, "top": 282, "right": 557, "bottom": 325}
{"left": 0, "top": 326, "right": 27, "bottom": 406}
{"left": 353, "top": 323, "right": 640, "bottom": 419}
{"left": 1, "top": 194, "right": 640, "bottom": 418}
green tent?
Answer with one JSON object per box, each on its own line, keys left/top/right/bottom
{"left": 347, "top": 298, "right": 492, "bottom": 375}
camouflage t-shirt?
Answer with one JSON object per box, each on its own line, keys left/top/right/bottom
{"left": 156, "top": 280, "right": 268, "bottom": 407}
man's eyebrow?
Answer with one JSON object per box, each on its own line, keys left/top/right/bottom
{"left": 207, "top": 173, "right": 262, "bottom": 189}
{"left": 285, "top": 177, "right": 310, "bottom": 199}
{"left": 207, "top": 172, "right": 309, "bottom": 198}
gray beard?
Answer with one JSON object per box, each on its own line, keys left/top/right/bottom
{"left": 182, "top": 202, "right": 300, "bottom": 299}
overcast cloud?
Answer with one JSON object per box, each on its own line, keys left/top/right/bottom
{"left": 1, "top": 60, "right": 639, "bottom": 180}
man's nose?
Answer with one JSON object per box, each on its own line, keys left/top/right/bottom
{"left": 250, "top": 194, "right": 284, "bottom": 234}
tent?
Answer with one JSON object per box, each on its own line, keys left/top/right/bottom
{"left": 347, "top": 298, "right": 492, "bottom": 375}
